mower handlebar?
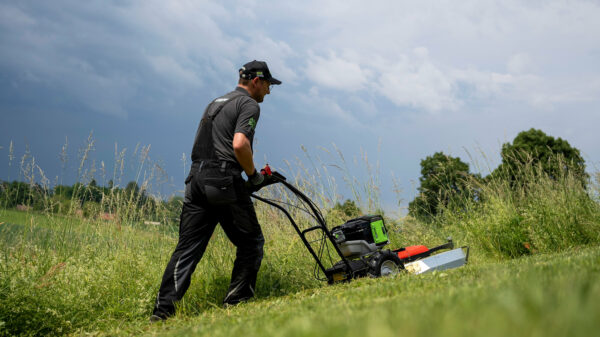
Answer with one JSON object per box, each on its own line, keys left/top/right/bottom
{"left": 246, "top": 166, "right": 287, "bottom": 193}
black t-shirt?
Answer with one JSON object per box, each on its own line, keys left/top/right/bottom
{"left": 191, "top": 87, "right": 260, "bottom": 164}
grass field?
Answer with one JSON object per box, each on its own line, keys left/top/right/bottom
{"left": 1, "top": 155, "right": 600, "bottom": 336}
{"left": 138, "top": 245, "right": 600, "bottom": 337}
{"left": 1, "top": 206, "right": 599, "bottom": 337}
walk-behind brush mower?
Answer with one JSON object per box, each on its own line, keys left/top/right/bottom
{"left": 250, "top": 165, "right": 469, "bottom": 283}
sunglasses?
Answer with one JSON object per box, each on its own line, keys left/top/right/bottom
{"left": 260, "top": 79, "right": 273, "bottom": 90}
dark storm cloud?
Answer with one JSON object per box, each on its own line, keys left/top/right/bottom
{"left": 1, "top": 0, "right": 599, "bottom": 212}
{"left": 0, "top": 1, "right": 212, "bottom": 119}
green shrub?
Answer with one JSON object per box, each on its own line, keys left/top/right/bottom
{"left": 441, "top": 158, "right": 600, "bottom": 259}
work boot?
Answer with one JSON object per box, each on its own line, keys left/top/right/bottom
{"left": 149, "top": 314, "right": 167, "bottom": 323}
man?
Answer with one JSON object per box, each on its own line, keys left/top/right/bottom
{"left": 151, "top": 60, "right": 281, "bottom": 321}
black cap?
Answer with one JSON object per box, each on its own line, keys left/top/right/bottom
{"left": 239, "top": 60, "right": 282, "bottom": 85}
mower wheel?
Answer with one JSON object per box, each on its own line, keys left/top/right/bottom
{"left": 369, "top": 251, "right": 403, "bottom": 277}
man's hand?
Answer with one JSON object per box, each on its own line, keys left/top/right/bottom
{"left": 245, "top": 169, "right": 265, "bottom": 193}
{"left": 245, "top": 164, "right": 282, "bottom": 193}
{"left": 248, "top": 169, "right": 264, "bottom": 185}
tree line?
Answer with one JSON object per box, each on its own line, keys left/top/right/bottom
{"left": 408, "top": 128, "right": 589, "bottom": 221}
{"left": 2, "top": 128, "right": 588, "bottom": 225}
{"left": 0, "top": 178, "right": 183, "bottom": 224}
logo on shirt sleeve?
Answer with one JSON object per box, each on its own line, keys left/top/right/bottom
{"left": 248, "top": 117, "right": 257, "bottom": 130}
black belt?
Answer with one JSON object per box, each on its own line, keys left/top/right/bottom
{"left": 192, "top": 160, "right": 242, "bottom": 175}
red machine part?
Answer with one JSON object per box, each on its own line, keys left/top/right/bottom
{"left": 261, "top": 164, "right": 272, "bottom": 176}
{"left": 397, "top": 245, "right": 429, "bottom": 259}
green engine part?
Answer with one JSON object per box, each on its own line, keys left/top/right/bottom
{"left": 370, "top": 219, "right": 389, "bottom": 244}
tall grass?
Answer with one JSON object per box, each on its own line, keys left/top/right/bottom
{"left": 0, "top": 212, "right": 173, "bottom": 336}
{"left": 438, "top": 156, "right": 600, "bottom": 259}
{"left": 1, "top": 140, "right": 600, "bottom": 336}
{"left": 1, "top": 134, "right": 181, "bottom": 227}
{"left": 0, "top": 140, "right": 388, "bottom": 336}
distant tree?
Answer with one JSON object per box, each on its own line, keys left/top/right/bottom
{"left": 333, "top": 199, "right": 362, "bottom": 218}
{"left": 0, "top": 180, "right": 48, "bottom": 210}
{"left": 165, "top": 195, "right": 184, "bottom": 221}
{"left": 492, "top": 128, "right": 587, "bottom": 188}
{"left": 125, "top": 181, "right": 140, "bottom": 195}
{"left": 82, "top": 179, "right": 103, "bottom": 203}
{"left": 409, "top": 152, "right": 478, "bottom": 221}
{"left": 0, "top": 181, "right": 29, "bottom": 207}
{"left": 124, "top": 181, "right": 148, "bottom": 206}
{"left": 54, "top": 184, "right": 75, "bottom": 198}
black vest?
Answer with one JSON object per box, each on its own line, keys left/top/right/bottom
{"left": 190, "top": 91, "right": 245, "bottom": 163}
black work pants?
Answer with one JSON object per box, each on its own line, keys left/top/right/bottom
{"left": 153, "top": 167, "right": 264, "bottom": 318}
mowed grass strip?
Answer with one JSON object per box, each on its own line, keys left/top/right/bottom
{"left": 94, "top": 245, "right": 600, "bottom": 337}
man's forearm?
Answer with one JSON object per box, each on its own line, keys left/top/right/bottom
{"left": 233, "top": 133, "right": 255, "bottom": 176}
{"left": 235, "top": 145, "right": 255, "bottom": 176}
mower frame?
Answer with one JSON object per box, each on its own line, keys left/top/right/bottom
{"left": 251, "top": 171, "right": 462, "bottom": 283}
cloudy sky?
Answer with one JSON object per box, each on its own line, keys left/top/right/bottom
{"left": 1, "top": 0, "right": 599, "bottom": 213}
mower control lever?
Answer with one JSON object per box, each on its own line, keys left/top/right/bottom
{"left": 246, "top": 165, "right": 286, "bottom": 193}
